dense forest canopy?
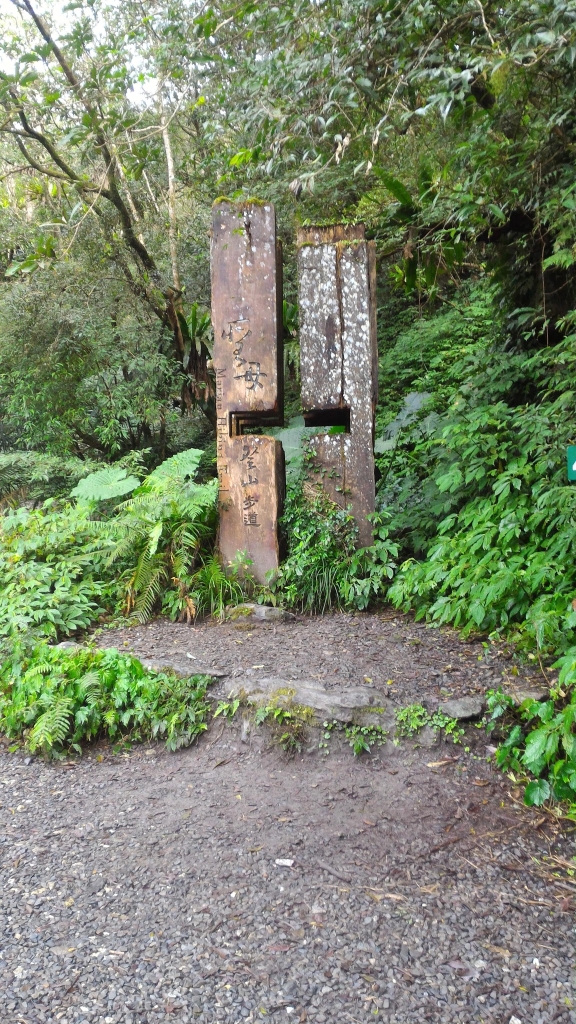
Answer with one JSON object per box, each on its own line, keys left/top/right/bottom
{"left": 1, "top": 0, "right": 576, "bottom": 457}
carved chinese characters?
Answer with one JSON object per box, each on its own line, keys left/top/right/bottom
{"left": 211, "top": 201, "right": 284, "bottom": 582}
{"left": 297, "top": 225, "right": 378, "bottom": 546}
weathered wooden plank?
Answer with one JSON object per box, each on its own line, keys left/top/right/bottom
{"left": 211, "top": 200, "right": 285, "bottom": 583}
{"left": 211, "top": 200, "right": 283, "bottom": 428}
{"left": 218, "top": 434, "right": 285, "bottom": 578}
{"left": 297, "top": 224, "right": 377, "bottom": 547}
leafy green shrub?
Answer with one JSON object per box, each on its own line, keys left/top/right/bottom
{"left": 0, "top": 645, "right": 212, "bottom": 755}
{"left": 318, "top": 719, "right": 388, "bottom": 756}
{"left": 486, "top": 648, "right": 576, "bottom": 813}
{"left": 270, "top": 486, "right": 398, "bottom": 613}
{"left": 106, "top": 449, "right": 220, "bottom": 622}
{"left": 0, "top": 447, "right": 231, "bottom": 660}
{"left": 0, "top": 451, "right": 102, "bottom": 507}
{"left": 70, "top": 465, "right": 140, "bottom": 503}
{"left": 395, "top": 703, "right": 463, "bottom": 741}
{"left": 0, "top": 502, "right": 113, "bottom": 650}
{"left": 371, "top": 289, "right": 576, "bottom": 655}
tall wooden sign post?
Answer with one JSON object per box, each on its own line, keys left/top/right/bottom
{"left": 297, "top": 225, "right": 378, "bottom": 546}
{"left": 211, "top": 200, "right": 284, "bottom": 583}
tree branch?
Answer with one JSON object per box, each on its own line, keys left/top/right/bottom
{"left": 10, "top": 0, "right": 160, "bottom": 277}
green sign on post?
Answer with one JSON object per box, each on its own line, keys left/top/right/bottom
{"left": 567, "top": 446, "right": 576, "bottom": 481}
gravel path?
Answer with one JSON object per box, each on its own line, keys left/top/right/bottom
{"left": 1, "top": 724, "right": 574, "bottom": 1024}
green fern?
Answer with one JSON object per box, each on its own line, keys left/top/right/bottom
{"left": 0, "top": 645, "right": 212, "bottom": 755}
{"left": 28, "top": 697, "right": 73, "bottom": 753}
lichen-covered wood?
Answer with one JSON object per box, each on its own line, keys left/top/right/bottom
{"left": 211, "top": 201, "right": 284, "bottom": 582}
{"left": 297, "top": 224, "right": 377, "bottom": 546}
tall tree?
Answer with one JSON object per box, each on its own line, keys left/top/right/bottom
{"left": 0, "top": 0, "right": 215, "bottom": 422}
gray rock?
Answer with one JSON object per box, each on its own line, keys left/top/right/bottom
{"left": 225, "top": 676, "right": 393, "bottom": 725}
{"left": 417, "top": 725, "right": 441, "bottom": 747}
{"left": 507, "top": 686, "right": 548, "bottom": 706}
{"left": 226, "top": 602, "right": 295, "bottom": 622}
{"left": 438, "top": 696, "right": 484, "bottom": 720}
{"left": 139, "top": 655, "right": 225, "bottom": 678}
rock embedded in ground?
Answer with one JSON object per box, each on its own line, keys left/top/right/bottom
{"left": 95, "top": 611, "right": 546, "bottom": 706}
{"left": 139, "top": 654, "right": 226, "bottom": 678}
{"left": 225, "top": 675, "right": 393, "bottom": 725}
{"left": 506, "top": 685, "right": 549, "bottom": 706}
{"left": 438, "top": 695, "right": 485, "bottom": 720}
{"left": 226, "top": 602, "right": 295, "bottom": 622}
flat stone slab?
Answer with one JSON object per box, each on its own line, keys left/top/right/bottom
{"left": 507, "top": 685, "right": 548, "bottom": 706}
{"left": 139, "top": 656, "right": 225, "bottom": 679}
{"left": 225, "top": 676, "right": 392, "bottom": 724}
{"left": 438, "top": 696, "right": 484, "bottom": 720}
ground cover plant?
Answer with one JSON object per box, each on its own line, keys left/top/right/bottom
{"left": 372, "top": 289, "right": 576, "bottom": 811}
{"left": 0, "top": 644, "right": 211, "bottom": 755}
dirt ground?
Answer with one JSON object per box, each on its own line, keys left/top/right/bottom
{"left": 1, "top": 612, "right": 573, "bottom": 1024}
{"left": 95, "top": 610, "right": 546, "bottom": 706}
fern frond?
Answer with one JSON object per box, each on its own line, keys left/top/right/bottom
{"left": 28, "top": 697, "right": 72, "bottom": 753}
{"left": 77, "top": 671, "right": 102, "bottom": 706}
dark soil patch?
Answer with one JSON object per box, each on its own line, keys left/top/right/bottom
{"left": 96, "top": 610, "right": 546, "bottom": 708}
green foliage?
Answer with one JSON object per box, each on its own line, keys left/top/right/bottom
{"left": 214, "top": 698, "right": 241, "bottom": 719}
{"left": 395, "top": 703, "right": 463, "bottom": 742}
{"left": 105, "top": 449, "right": 220, "bottom": 622}
{"left": 0, "top": 502, "right": 112, "bottom": 650}
{"left": 319, "top": 718, "right": 389, "bottom": 756}
{"left": 70, "top": 466, "right": 140, "bottom": 503}
{"left": 270, "top": 484, "right": 398, "bottom": 613}
{"left": 0, "top": 451, "right": 102, "bottom": 507}
{"left": 486, "top": 648, "right": 576, "bottom": 814}
{"left": 372, "top": 289, "right": 576, "bottom": 655}
{"left": 0, "top": 645, "right": 211, "bottom": 755}
{"left": 0, "top": 449, "right": 226, "bottom": 659}
{"left": 254, "top": 703, "right": 307, "bottom": 753}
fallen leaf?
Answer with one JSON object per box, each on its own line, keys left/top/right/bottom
{"left": 472, "top": 779, "right": 490, "bottom": 787}
{"left": 363, "top": 676, "right": 373, "bottom": 683}
{"left": 427, "top": 758, "right": 459, "bottom": 768}
{"left": 235, "top": 794, "right": 242, "bottom": 800}
{"left": 362, "top": 819, "right": 377, "bottom": 827}
{"left": 247, "top": 846, "right": 263, "bottom": 853}
{"left": 483, "top": 943, "right": 511, "bottom": 958}
{"left": 366, "top": 889, "right": 405, "bottom": 902}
